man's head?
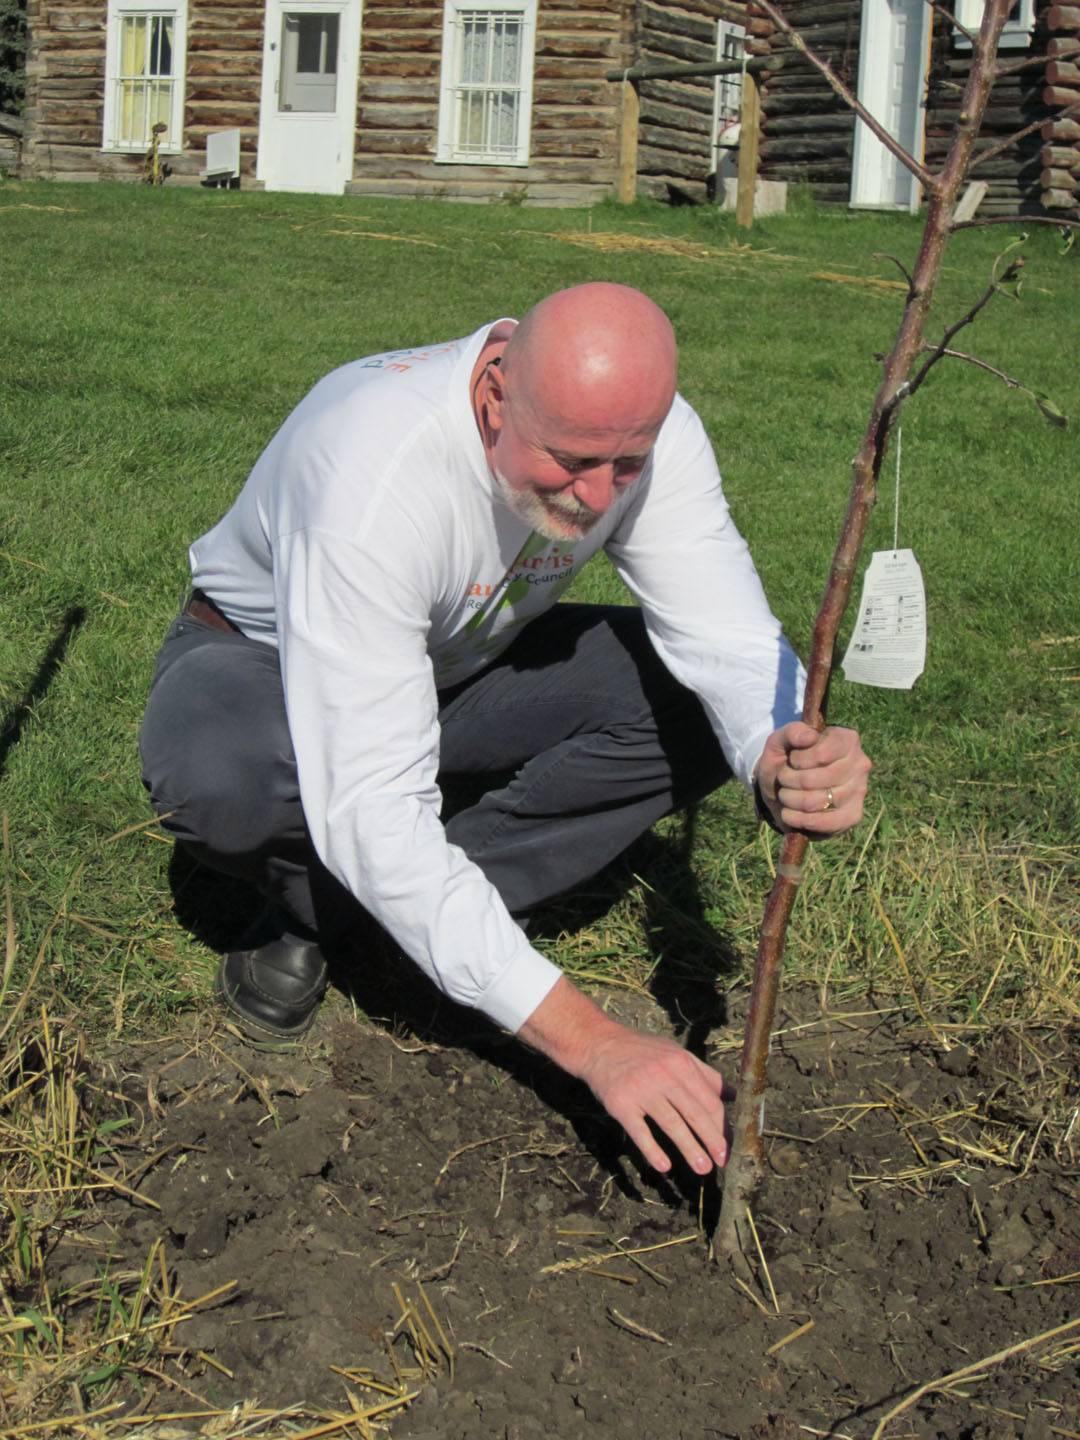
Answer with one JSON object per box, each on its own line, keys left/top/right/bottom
{"left": 477, "top": 283, "right": 678, "bottom": 542}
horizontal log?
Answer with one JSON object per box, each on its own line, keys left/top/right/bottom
{"left": 760, "top": 0, "right": 862, "bottom": 22}
{"left": 37, "top": 36, "right": 106, "bottom": 56}
{"left": 1042, "top": 117, "right": 1080, "bottom": 140}
{"left": 33, "top": 123, "right": 104, "bottom": 144}
{"left": 29, "top": 56, "right": 102, "bottom": 77}
{"left": 360, "top": 9, "right": 442, "bottom": 32}
{"left": 350, "top": 154, "right": 610, "bottom": 182}
{"left": 1041, "top": 166, "right": 1078, "bottom": 188}
{"left": 639, "top": 34, "right": 718, "bottom": 69}
{"left": 533, "top": 81, "right": 611, "bottom": 105}
{"left": 607, "top": 57, "right": 781, "bottom": 83}
{"left": 928, "top": 105, "right": 1046, "bottom": 130}
{"left": 1041, "top": 143, "right": 1080, "bottom": 168}
{"left": 1043, "top": 187, "right": 1080, "bottom": 206}
{"left": 42, "top": 14, "right": 105, "bottom": 32}
{"left": 185, "top": 123, "right": 258, "bottom": 145}
{"left": 1048, "top": 38, "right": 1080, "bottom": 57}
{"left": 639, "top": 87, "right": 714, "bottom": 122}
{"left": 38, "top": 78, "right": 102, "bottom": 98}
{"left": 1047, "top": 61, "right": 1080, "bottom": 85}
{"left": 355, "top": 79, "right": 440, "bottom": 102}
{"left": 189, "top": 12, "right": 263, "bottom": 32}
{"left": 536, "top": 35, "right": 619, "bottom": 60}
{"left": 765, "top": 94, "right": 851, "bottom": 118}
{"left": 764, "top": 111, "right": 855, "bottom": 134}
{"left": 185, "top": 83, "right": 260, "bottom": 106}
{"left": 1046, "top": 6, "right": 1080, "bottom": 29}
{"left": 1044, "top": 85, "right": 1080, "bottom": 106}
{"left": 187, "top": 55, "right": 262, "bottom": 77}
{"left": 183, "top": 104, "right": 256, "bottom": 127}
{"left": 761, "top": 158, "right": 854, "bottom": 180}
{"left": 363, "top": 32, "right": 441, "bottom": 55}
{"left": 360, "top": 58, "right": 441, "bottom": 80}
{"left": 355, "top": 131, "right": 431, "bottom": 155}
{"left": 639, "top": 0, "right": 714, "bottom": 45}
{"left": 638, "top": 123, "right": 711, "bottom": 160}
{"left": 531, "top": 137, "right": 607, "bottom": 158}
{"left": 761, "top": 135, "right": 852, "bottom": 160}
{"left": 187, "top": 33, "right": 261, "bottom": 53}
{"left": 356, "top": 103, "right": 436, "bottom": 128}
{"left": 535, "top": 59, "right": 614, "bottom": 81}
{"left": 532, "top": 109, "right": 612, "bottom": 133}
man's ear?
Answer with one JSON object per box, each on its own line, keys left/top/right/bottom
{"left": 484, "top": 361, "right": 508, "bottom": 434}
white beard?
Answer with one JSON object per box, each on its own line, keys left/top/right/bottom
{"left": 492, "top": 467, "right": 600, "bottom": 543}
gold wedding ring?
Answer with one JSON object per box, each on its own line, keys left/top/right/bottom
{"left": 823, "top": 787, "right": 836, "bottom": 812}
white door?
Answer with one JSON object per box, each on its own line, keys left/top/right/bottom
{"left": 711, "top": 19, "right": 745, "bottom": 183}
{"left": 850, "top": 0, "right": 930, "bottom": 210}
{"left": 257, "top": 0, "right": 362, "bottom": 194}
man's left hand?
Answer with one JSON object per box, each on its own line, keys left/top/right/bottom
{"left": 755, "top": 722, "right": 871, "bottom": 836}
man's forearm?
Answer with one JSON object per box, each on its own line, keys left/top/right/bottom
{"left": 516, "top": 974, "right": 624, "bottom": 1079}
{"left": 517, "top": 974, "right": 730, "bottom": 1176}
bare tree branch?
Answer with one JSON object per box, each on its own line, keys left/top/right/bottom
{"left": 922, "top": 346, "right": 1024, "bottom": 386}
{"left": 906, "top": 258, "right": 1022, "bottom": 398}
{"left": 875, "top": 251, "right": 917, "bottom": 297}
{"left": 915, "top": 346, "right": 1068, "bottom": 426}
{"left": 752, "top": 0, "right": 937, "bottom": 193}
{"left": 970, "top": 101, "right": 1080, "bottom": 174}
{"left": 716, "top": 0, "right": 1018, "bottom": 1265}
{"left": 996, "top": 44, "right": 1080, "bottom": 78}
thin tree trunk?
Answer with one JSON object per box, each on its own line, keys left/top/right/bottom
{"left": 716, "top": 0, "right": 1015, "bottom": 1262}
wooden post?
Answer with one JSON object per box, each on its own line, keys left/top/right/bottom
{"left": 736, "top": 73, "right": 760, "bottom": 229}
{"left": 617, "top": 79, "right": 640, "bottom": 204}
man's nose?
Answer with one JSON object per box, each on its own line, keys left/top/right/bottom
{"left": 572, "top": 465, "right": 617, "bottom": 513}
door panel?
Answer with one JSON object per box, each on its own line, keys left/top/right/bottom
{"left": 851, "top": 0, "right": 929, "bottom": 210}
{"left": 257, "top": 0, "right": 360, "bottom": 194}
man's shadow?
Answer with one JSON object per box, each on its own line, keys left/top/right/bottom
{"left": 0, "top": 606, "right": 87, "bottom": 782}
{"left": 167, "top": 794, "right": 744, "bottom": 1232}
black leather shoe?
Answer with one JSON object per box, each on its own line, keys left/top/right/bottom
{"left": 215, "top": 932, "right": 328, "bottom": 1042}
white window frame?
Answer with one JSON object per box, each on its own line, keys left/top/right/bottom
{"left": 953, "top": 0, "right": 1035, "bottom": 50}
{"left": 435, "top": 0, "right": 537, "bottom": 166}
{"left": 102, "top": 0, "right": 188, "bottom": 153}
{"left": 712, "top": 18, "right": 746, "bottom": 154}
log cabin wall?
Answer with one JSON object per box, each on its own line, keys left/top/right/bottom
{"left": 22, "top": 0, "right": 633, "bottom": 198}
{"left": 22, "top": 0, "right": 263, "bottom": 182}
{"left": 23, "top": 0, "right": 108, "bottom": 179}
{"left": 348, "top": 0, "right": 631, "bottom": 205}
{"left": 750, "top": 0, "right": 1079, "bottom": 217}
{"left": 925, "top": 1, "right": 1078, "bottom": 216}
{"left": 749, "top": 0, "right": 874, "bottom": 207}
{"left": 635, "top": 0, "right": 746, "bottom": 201}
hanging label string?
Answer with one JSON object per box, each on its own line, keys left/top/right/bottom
{"left": 893, "top": 422, "right": 902, "bottom": 554}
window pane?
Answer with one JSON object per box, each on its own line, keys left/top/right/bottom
{"left": 453, "top": 8, "right": 526, "bottom": 159}
{"left": 149, "top": 15, "right": 173, "bottom": 76}
{"left": 280, "top": 12, "right": 339, "bottom": 111}
{"left": 295, "top": 13, "right": 338, "bottom": 74}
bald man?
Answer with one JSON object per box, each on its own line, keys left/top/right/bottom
{"left": 140, "top": 283, "right": 870, "bottom": 1179}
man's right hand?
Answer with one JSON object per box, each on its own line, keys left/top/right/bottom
{"left": 517, "top": 976, "right": 732, "bottom": 1175}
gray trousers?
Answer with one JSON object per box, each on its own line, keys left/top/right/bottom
{"left": 139, "top": 604, "right": 732, "bottom": 942}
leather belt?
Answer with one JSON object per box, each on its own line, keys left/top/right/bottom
{"left": 184, "top": 588, "right": 242, "bottom": 634}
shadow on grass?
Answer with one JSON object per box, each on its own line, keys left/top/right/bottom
{"left": 164, "top": 799, "right": 741, "bottom": 1238}
{"left": 0, "top": 605, "right": 87, "bottom": 781}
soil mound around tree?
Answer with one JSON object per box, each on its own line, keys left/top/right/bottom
{"left": 47, "top": 991, "right": 1078, "bottom": 1439}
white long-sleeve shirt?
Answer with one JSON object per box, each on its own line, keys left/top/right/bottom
{"left": 191, "top": 321, "right": 806, "bottom": 1032}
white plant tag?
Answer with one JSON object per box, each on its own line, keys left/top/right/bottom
{"left": 841, "top": 549, "right": 926, "bottom": 689}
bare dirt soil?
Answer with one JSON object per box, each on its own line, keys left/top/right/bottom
{"left": 54, "top": 983, "right": 1078, "bottom": 1440}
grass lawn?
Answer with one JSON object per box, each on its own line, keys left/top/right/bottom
{"left": 1, "top": 179, "right": 1078, "bottom": 1438}
{"left": 1, "top": 178, "right": 1077, "bottom": 1034}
